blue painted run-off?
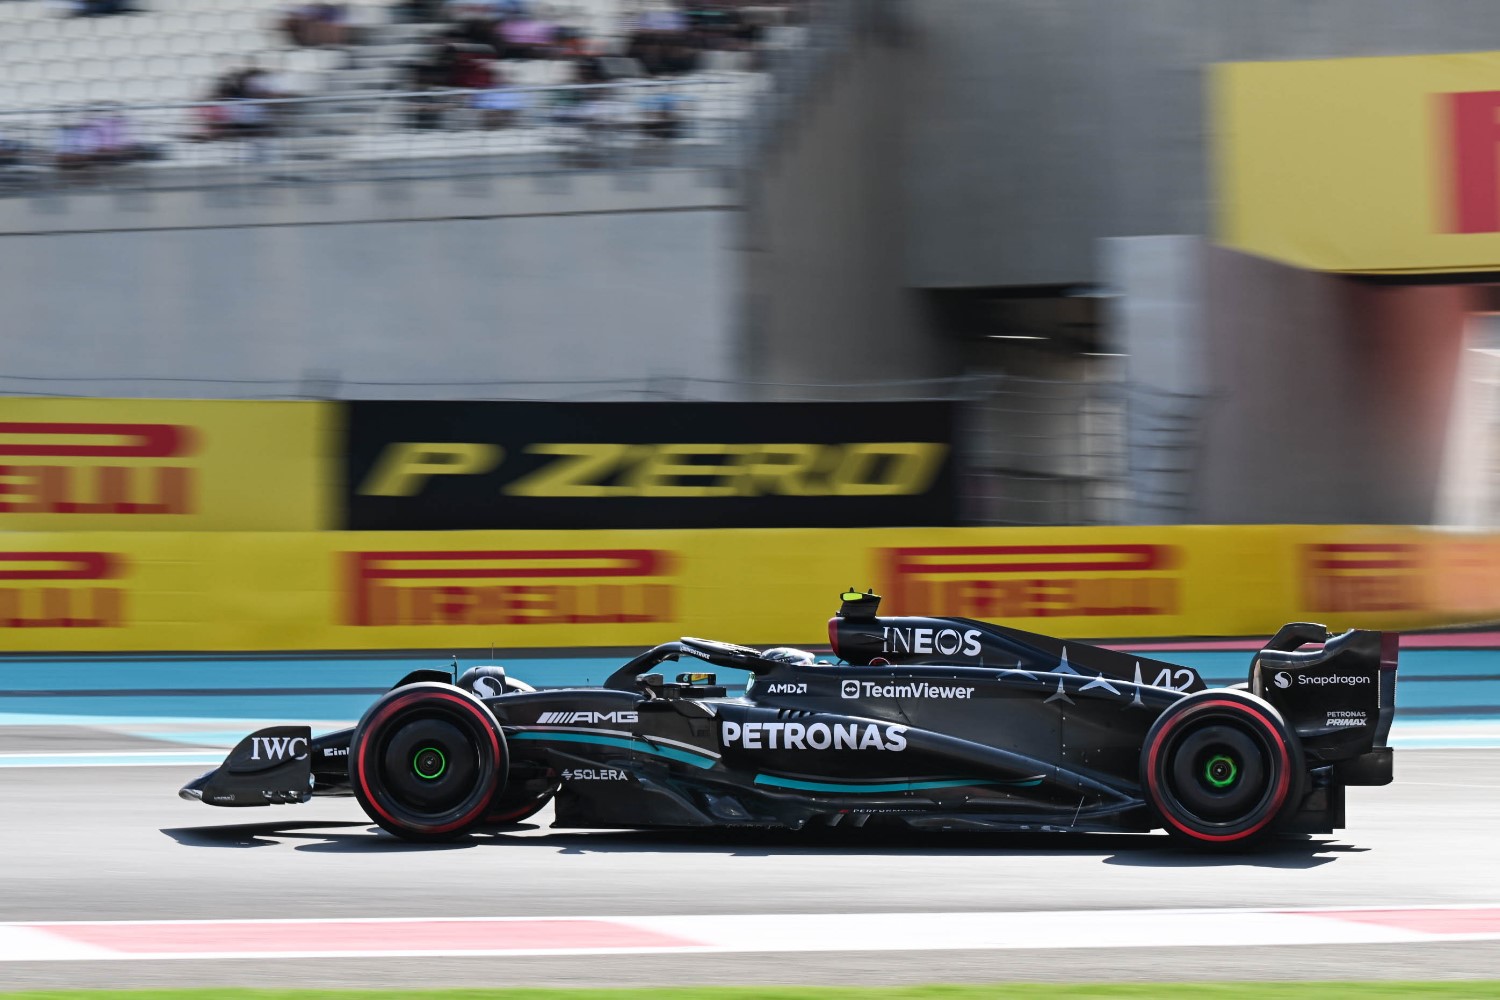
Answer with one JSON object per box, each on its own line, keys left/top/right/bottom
{"left": 0, "top": 647, "right": 1495, "bottom": 723}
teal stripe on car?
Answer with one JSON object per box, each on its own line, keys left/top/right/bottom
{"left": 509, "top": 731, "right": 718, "bottom": 769}
{"left": 752, "top": 774, "right": 1045, "bottom": 794}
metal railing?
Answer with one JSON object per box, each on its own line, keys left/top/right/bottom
{"left": 0, "top": 76, "right": 747, "bottom": 195}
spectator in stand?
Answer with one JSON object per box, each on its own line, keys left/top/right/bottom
{"left": 635, "top": 6, "right": 686, "bottom": 33}
{"left": 451, "top": 47, "right": 492, "bottom": 90}
{"left": 0, "top": 126, "right": 30, "bottom": 168}
{"left": 412, "top": 39, "right": 460, "bottom": 87}
{"left": 571, "top": 45, "right": 610, "bottom": 86}
{"left": 394, "top": 0, "right": 447, "bottom": 22}
{"left": 52, "top": 118, "right": 96, "bottom": 171}
{"left": 496, "top": 10, "right": 555, "bottom": 60}
{"left": 193, "top": 65, "right": 292, "bottom": 149}
{"left": 451, "top": 15, "right": 500, "bottom": 56}
{"left": 470, "top": 63, "right": 525, "bottom": 128}
{"left": 54, "top": 106, "right": 155, "bottom": 174}
{"left": 69, "top": 0, "right": 138, "bottom": 16}
{"left": 640, "top": 87, "right": 684, "bottom": 143}
{"left": 281, "top": 4, "right": 354, "bottom": 48}
{"left": 393, "top": 0, "right": 806, "bottom": 85}
{"left": 403, "top": 38, "right": 516, "bottom": 129}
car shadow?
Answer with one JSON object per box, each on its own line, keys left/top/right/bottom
{"left": 514, "top": 828, "right": 1357, "bottom": 868}
{"left": 160, "top": 820, "right": 1359, "bottom": 867}
{"left": 162, "top": 820, "right": 478, "bottom": 853}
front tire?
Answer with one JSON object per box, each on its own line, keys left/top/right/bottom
{"left": 1141, "top": 689, "right": 1302, "bottom": 848}
{"left": 482, "top": 767, "right": 560, "bottom": 826}
{"left": 350, "top": 683, "right": 506, "bottom": 842}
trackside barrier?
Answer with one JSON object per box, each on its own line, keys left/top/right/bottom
{"left": 1, "top": 526, "right": 1499, "bottom": 652}
{"left": 0, "top": 399, "right": 334, "bottom": 531}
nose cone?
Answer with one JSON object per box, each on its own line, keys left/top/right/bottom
{"left": 178, "top": 769, "right": 214, "bottom": 801}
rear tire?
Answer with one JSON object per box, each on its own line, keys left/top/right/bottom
{"left": 1141, "top": 689, "right": 1302, "bottom": 849}
{"left": 350, "top": 682, "right": 506, "bottom": 842}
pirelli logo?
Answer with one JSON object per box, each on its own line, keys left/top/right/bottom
{"left": 882, "top": 544, "right": 1179, "bottom": 618}
{"left": 0, "top": 551, "right": 126, "bottom": 628}
{"left": 1302, "top": 543, "right": 1426, "bottom": 613}
{"left": 1430, "top": 540, "right": 1500, "bottom": 614}
{"left": 346, "top": 549, "right": 674, "bottom": 627}
{"left": 0, "top": 422, "right": 196, "bottom": 516}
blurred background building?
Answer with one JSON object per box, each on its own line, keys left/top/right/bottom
{"left": 5, "top": 0, "right": 1500, "bottom": 533}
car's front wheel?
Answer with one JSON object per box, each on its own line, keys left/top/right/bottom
{"left": 482, "top": 765, "right": 561, "bottom": 826}
{"left": 1141, "top": 689, "right": 1302, "bottom": 849}
{"left": 349, "top": 682, "right": 506, "bottom": 841}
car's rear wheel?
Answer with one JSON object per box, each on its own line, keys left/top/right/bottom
{"left": 350, "top": 682, "right": 505, "bottom": 842}
{"left": 1141, "top": 689, "right": 1302, "bottom": 849}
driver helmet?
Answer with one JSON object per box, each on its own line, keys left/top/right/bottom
{"left": 761, "top": 647, "right": 817, "bottom": 664}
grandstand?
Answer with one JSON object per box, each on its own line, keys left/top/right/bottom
{"left": 0, "top": 1, "right": 796, "bottom": 185}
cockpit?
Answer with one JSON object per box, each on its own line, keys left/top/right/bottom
{"left": 760, "top": 647, "right": 830, "bottom": 666}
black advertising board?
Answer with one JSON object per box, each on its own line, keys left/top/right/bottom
{"left": 342, "top": 401, "right": 958, "bottom": 529}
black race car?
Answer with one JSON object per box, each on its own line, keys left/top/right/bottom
{"left": 180, "top": 591, "right": 1398, "bottom": 848}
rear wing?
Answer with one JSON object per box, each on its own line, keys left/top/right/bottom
{"left": 1251, "top": 624, "right": 1397, "bottom": 784}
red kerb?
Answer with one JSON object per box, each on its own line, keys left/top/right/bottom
{"left": 1304, "top": 909, "right": 1500, "bottom": 935}
{"left": 46, "top": 918, "right": 699, "bottom": 954}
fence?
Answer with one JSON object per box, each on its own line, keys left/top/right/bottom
{"left": 0, "top": 76, "right": 748, "bottom": 195}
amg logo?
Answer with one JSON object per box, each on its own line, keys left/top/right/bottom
{"left": 882, "top": 627, "right": 981, "bottom": 657}
{"left": 721, "top": 720, "right": 908, "bottom": 751}
{"left": 844, "top": 680, "right": 975, "bottom": 700}
{"left": 537, "top": 711, "right": 640, "bottom": 725}
{"left": 250, "top": 736, "right": 308, "bottom": 761}
{"left": 762, "top": 682, "right": 808, "bottom": 695}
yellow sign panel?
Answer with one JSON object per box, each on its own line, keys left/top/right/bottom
{"left": 0, "top": 400, "right": 334, "bottom": 531}
{"left": 1215, "top": 50, "right": 1500, "bottom": 273}
{"left": 0, "top": 526, "right": 1496, "bottom": 652}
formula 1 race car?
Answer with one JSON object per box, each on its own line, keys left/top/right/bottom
{"left": 180, "top": 591, "right": 1398, "bottom": 848}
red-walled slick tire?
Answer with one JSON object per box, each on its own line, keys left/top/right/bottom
{"left": 1141, "top": 689, "right": 1303, "bottom": 849}
{"left": 349, "top": 683, "right": 506, "bottom": 842}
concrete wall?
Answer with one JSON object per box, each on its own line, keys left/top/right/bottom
{"left": 1107, "top": 236, "right": 1473, "bottom": 525}
{"left": 0, "top": 170, "right": 744, "bottom": 399}
{"left": 898, "top": 0, "right": 1500, "bottom": 289}
{"left": 744, "top": 19, "right": 957, "bottom": 393}
{"left": 1437, "top": 318, "right": 1500, "bottom": 527}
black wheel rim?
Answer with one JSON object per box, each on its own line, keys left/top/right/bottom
{"left": 1157, "top": 716, "right": 1278, "bottom": 831}
{"left": 364, "top": 703, "right": 493, "bottom": 827}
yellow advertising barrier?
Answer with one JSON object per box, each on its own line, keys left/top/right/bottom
{"left": 1215, "top": 50, "right": 1500, "bottom": 273}
{"left": 0, "top": 399, "right": 334, "bottom": 531}
{"left": 1, "top": 526, "right": 1498, "bottom": 652}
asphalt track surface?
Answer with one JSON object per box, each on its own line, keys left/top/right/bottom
{"left": 1, "top": 738, "right": 1497, "bottom": 992}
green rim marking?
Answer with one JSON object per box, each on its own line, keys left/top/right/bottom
{"left": 1204, "top": 753, "right": 1238, "bottom": 788}
{"left": 413, "top": 747, "right": 447, "bottom": 780}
